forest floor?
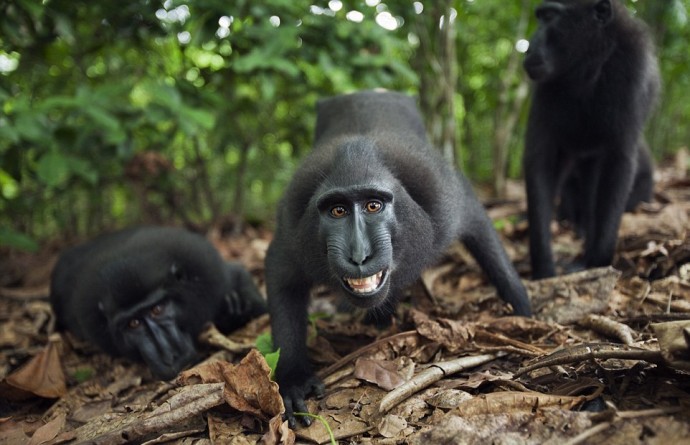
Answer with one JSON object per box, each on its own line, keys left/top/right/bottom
{"left": 1, "top": 154, "right": 689, "bottom": 445}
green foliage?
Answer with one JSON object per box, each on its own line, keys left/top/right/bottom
{"left": 256, "top": 332, "right": 280, "bottom": 379}
{"left": 72, "top": 367, "right": 96, "bottom": 384}
{"left": 0, "top": 227, "right": 39, "bottom": 252}
{"left": 0, "top": 0, "right": 687, "bottom": 242}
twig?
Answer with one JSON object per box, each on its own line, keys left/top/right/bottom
{"left": 476, "top": 330, "right": 546, "bottom": 356}
{"left": 378, "top": 353, "right": 500, "bottom": 414}
{"left": 514, "top": 343, "right": 664, "bottom": 378}
{"left": 561, "top": 406, "right": 683, "bottom": 445}
{"left": 317, "top": 331, "right": 419, "bottom": 379}
{"left": 622, "top": 313, "right": 690, "bottom": 324}
{"left": 83, "top": 383, "right": 225, "bottom": 445}
{"left": 561, "top": 421, "right": 612, "bottom": 445}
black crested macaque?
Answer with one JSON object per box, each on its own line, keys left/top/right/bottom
{"left": 50, "top": 226, "right": 266, "bottom": 380}
{"left": 266, "top": 91, "right": 532, "bottom": 427}
{"left": 523, "top": 0, "right": 660, "bottom": 279}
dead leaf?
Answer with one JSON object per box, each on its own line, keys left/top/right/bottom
{"left": 619, "top": 203, "right": 688, "bottom": 247}
{"left": 75, "top": 383, "right": 224, "bottom": 444}
{"left": 207, "top": 412, "right": 261, "bottom": 444}
{"left": 0, "top": 423, "right": 30, "bottom": 445}
{"left": 652, "top": 320, "right": 690, "bottom": 371}
{"left": 179, "top": 350, "right": 283, "bottom": 419}
{"left": 426, "top": 389, "right": 473, "bottom": 409}
{"left": 259, "top": 414, "right": 295, "bottom": 445}
{"left": 221, "top": 350, "right": 284, "bottom": 419}
{"left": 410, "top": 309, "right": 476, "bottom": 352}
{"left": 409, "top": 410, "right": 594, "bottom": 445}
{"left": 27, "top": 413, "right": 65, "bottom": 445}
{"left": 377, "top": 414, "right": 407, "bottom": 438}
{"left": 4, "top": 334, "right": 66, "bottom": 398}
{"left": 527, "top": 266, "right": 620, "bottom": 324}
{"left": 177, "top": 360, "right": 225, "bottom": 385}
{"left": 353, "top": 358, "right": 406, "bottom": 391}
{"left": 450, "top": 391, "right": 589, "bottom": 417}
{"left": 296, "top": 412, "right": 370, "bottom": 445}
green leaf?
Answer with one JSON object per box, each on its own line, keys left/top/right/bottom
{"left": 36, "top": 151, "right": 71, "bottom": 187}
{"left": 72, "top": 367, "right": 95, "bottom": 383}
{"left": 0, "top": 227, "right": 38, "bottom": 252}
{"left": 67, "top": 157, "right": 98, "bottom": 185}
{"left": 14, "top": 113, "right": 46, "bottom": 142}
{"left": 255, "top": 332, "right": 280, "bottom": 379}
{"left": 83, "top": 107, "right": 126, "bottom": 144}
{"left": 255, "top": 332, "right": 275, "bottom": 356}
{"left": 178, "top": 106, "right": 215, "bottom": 134}
{"left": 263, "top": 349, "right": 280, "bottom": 380}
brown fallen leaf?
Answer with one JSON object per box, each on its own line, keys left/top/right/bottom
{"left": 619, "top": 203, "right": 688, "bottom": 249}
{"left": 409, "top": 410, "right": 594, "bottom": 445}
{"left": 527, "top": 266, "right": 621, "bottom": 324}
{"left": 296, "top": 411, "right": 370, "bottom": 445}
{"left": 259, "top": 414, "right": 295, "bottom": 445}
{"left": 652, "top": 320, "right": 690, "bottom": 371}
{"left": 410, "top": 309, "right": 476, "bottom": 353}
{"left": 450, "top": 390, "right": 591, "bottom": 417}
{"left": 377, "top": 414, "right": 408, "bottom": 438}
{"left": 78, "top": 383, "right": 225, "bottom": 444}
{"left": 179, "top": 349, "right": 284, "bottom": 420}
{"left": 221, "top": 350, "right": 284, "bottom": 420}
{"left": 27, "top": 413, "right": 66, "bottom": 445}
{"left": 4, "top": 334, "right": 66, "bottom": 399}
{"left": 354, "top": 358, "right": 406, "bottom": 391}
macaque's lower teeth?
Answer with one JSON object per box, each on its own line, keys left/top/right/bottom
{"left": 345, "top": 271, "right": 383, "bottom": 293}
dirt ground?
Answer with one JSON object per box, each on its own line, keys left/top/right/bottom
{"left": 1, "top": 156, "right": 689, "bottom": 445}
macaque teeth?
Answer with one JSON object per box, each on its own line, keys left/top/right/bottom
{"left": 345, "top": 271, "right": 384, "bottom": 293}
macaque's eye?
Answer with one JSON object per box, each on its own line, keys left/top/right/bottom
{"left": 128, "top": 318, "right": 142, "bottom": 329}
{"left": 330, "top": 205, "right": 348, "bottom": 218}
{"left": 365, "top": 200, "right": 383, "bottom": 213}
{"left": 150, "top": 304, "right": 164, "bottom": 317}
{"left": 536, "top": 7, "right": 560, "bottom": 23}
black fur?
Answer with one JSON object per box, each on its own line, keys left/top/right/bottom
{"left": 266, "top": 90, "right": 532, "bottom": 427}
{"left": 50, "top": 226, "right": 266, "bottom": 380}
{"left": 523, "top": 0, "right": 660, "bottom": 278}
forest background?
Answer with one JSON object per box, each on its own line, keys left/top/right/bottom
{"left": 1, "top": 0, "right": 689, "bottom": 249}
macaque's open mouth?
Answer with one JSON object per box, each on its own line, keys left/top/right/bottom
{"left": 343, "top": 270, "right": 386, "bottom": 294}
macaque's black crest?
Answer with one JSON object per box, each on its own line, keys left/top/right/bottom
{"left": 523, "top": 0, "right": 660, "bottom": 278}
{"left": 50, "top": 226, "right": 266, "bottom": 380}
{"left": 266, "top": 90, "right": 532, "bottom": 427}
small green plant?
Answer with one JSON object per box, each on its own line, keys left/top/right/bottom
{"left": 72, "top": 367, "right": 94, "bottom": 383}
{"left": 307, "top": 311, "right": 330, "bottom": 341}
{"left": 255, "top": 332, "right": 280, "bottom": 379}
{"left": 493, "top": 214, "right": 520, "bottom": 231}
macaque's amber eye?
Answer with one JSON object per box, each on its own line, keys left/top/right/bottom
{"left": 128, "top": 318, "right": 142, "bottom": 329}
{"left": 365, "top": 200, "right": 383, "bottom": 213}
{"left": 150, "top": 304, "right": 164, "bottom": 317}
{"left": 330, "top": 205, "right": 347, "bottom": 218}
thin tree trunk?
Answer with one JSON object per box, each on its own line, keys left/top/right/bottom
{"left": 231, "top": 142, "right": 251, "bottom": 235}
{"left": 413, "top": 1, "right": 458, "bottom": 165}
{"left": 492, "top": 0, "right": 531, "bottom": 198}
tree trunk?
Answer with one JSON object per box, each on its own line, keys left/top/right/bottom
{"left": 492, "top": 0, "right": 531, "bottom": 198}
{"left": 413, "top": 1, "right": 458, "bottom": 165}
